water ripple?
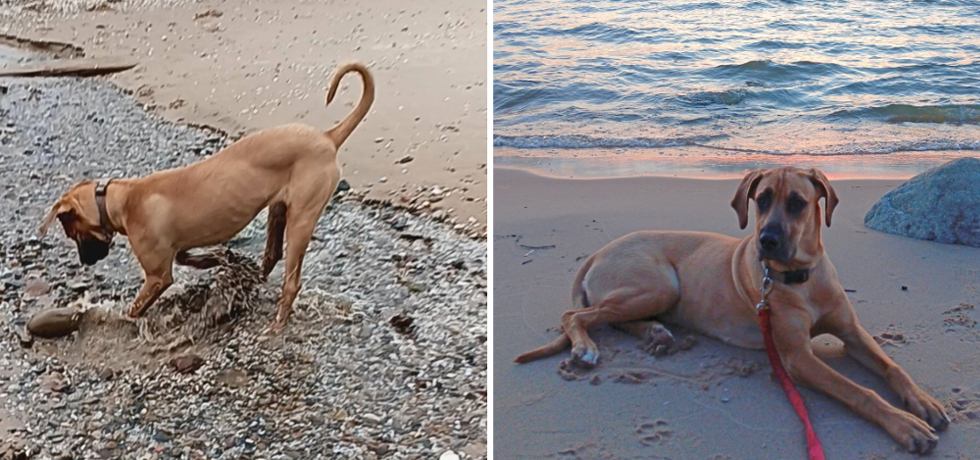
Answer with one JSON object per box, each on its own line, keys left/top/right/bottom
{"left": 494, "top": 0, "right": 980, "bottom": 163}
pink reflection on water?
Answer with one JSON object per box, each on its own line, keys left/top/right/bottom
{"left": 494, "top": 147, "right": 977, "bottom": 180}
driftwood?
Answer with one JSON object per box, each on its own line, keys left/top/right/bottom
{"left": 0, "top": 56, "right": 136, "bottom": 77}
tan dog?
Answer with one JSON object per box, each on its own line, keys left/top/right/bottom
{"left": 38, "top": 62, "right": 374, "bottom": 330}
{"left": 516, "top": 166, "right": 949, "bottom": 454}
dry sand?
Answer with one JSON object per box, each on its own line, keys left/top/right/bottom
{"left": 493, "top": 167, "right": 980, "bottom": 459}
{"left": 1, "top": 0, "right": 487, "bottom": 231}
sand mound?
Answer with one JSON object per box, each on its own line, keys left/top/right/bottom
{"left": 34, "top": 247, "right": 268, "bottom": 371}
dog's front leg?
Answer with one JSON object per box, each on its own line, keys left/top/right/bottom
{"left": 127, "top": 245, "right": 176, "bottom": 318}
{"left": 771, "top": 308, "right": 940, "bottom": 454}
{"left": 821, "top": 303, "right": 950, "bottom": 431}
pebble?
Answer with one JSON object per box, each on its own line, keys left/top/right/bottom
{"left": 27, "top": 307, "right": 81, "bottom": 338}
{"left": 24, "top": 278, "right": 50, "bottom": 297}
{"left": 169, "top": 354, "right": 205, "bottom": 374}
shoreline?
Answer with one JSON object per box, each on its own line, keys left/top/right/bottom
{"left": 493, "top": 166, "right": 980, "bottom": 459}
{"left": 494, "top": 147, "right": 979, "bottom": 180}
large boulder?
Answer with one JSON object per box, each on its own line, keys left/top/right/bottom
{"left": 864, "top": 157, "right": 980, "bottom": 247}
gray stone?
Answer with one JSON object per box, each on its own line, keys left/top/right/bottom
{"left": 865, "top": 157, "right": 980, "bottom": 247}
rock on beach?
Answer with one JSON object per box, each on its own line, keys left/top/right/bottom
{"left": 864, "top": 157, "right": 980, "bottom": 247}
{"left": 26, "top": 307, "right": 81, "bottom": 338}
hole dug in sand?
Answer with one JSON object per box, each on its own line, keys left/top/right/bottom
{"left": 31, "top": 247, "right": 268, "bottom": 372}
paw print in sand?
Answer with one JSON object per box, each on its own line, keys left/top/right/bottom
{"left": 635, "top": 419, "right": 673, "bottom": 446}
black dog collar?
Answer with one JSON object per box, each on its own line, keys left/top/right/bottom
{"left": 775, "top": 268, "right": 809, "bottom": 285}
{"left": 94, "top": 178, "right": 117, "bottom": 237}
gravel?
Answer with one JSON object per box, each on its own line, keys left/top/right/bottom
{"left": 0, "top": 76, "right": 487, "bottom": 459}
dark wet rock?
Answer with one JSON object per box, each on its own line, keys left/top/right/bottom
{"left": 26, "top": 307, "right": 80, "bottom": 338}
{"left": 389, "top": 314, "right": 415, "bottom": 335}
{"left": 865, "top": 157, "right": 980, "bottom": 247}
{"left": 169, "top": 354, "right": 205, "bottom": 374}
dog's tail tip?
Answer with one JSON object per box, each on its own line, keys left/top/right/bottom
{"left": 325, "top": 62, "right": 375, "bottom": 147}
{"left": 514, "top": 334, "right": 571, "bottom": 364}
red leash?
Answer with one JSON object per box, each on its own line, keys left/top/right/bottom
{"left": 755, "top": 264, "right": 825, "bottom": 460}
{"left": 758, "top": 306, "right": 826, "bottom": 460}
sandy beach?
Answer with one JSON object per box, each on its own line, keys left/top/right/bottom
{"left": 2, "top": 0, "right": 488, "bottom": 232}
{"left": 493, "top": 166, "right": 980, "bottom": 459}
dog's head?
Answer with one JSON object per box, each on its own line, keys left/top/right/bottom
{"left": 38, "top": 181, "right": 113, "bottom": 266}
{"left": 731, "top": 167, "right": 839, "bottom": 267}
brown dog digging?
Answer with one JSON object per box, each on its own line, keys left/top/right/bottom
{"left": 516, "top": 166, "right": 949, "bottom": 454}
{"left": 38, "top": 62, "right": 374, "bottom": 331}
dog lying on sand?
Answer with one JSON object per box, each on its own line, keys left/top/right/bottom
{"left": 517, "top": 166, "right": 949, "bottom": 454}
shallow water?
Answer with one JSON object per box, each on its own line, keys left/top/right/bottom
{"left": 493, "top": 0, "right": 980, "bottom": 177}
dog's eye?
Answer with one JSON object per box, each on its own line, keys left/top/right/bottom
{"left": 756, "top": 190, "right": 772, "bottom": 211}
{"left": 787, "top": 196, "right": 807, "bottom": 214}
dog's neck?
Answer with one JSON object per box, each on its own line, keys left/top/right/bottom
{"left": 735, "top": 236, "right": 824, "bottom": 300}
{"left": 94, "top": 179, "right": 116, "bottom": 235}
{"left": 96, "top": 179, "right": 130, "bottom": 236}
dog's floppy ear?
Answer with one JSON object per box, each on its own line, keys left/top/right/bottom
{"left": 731, "top": 168, "right": 766, "bottom": 230}
{"left": 808, "top": 168, "right": 839, "bottom": 227}
{"left": 39, "top": 201, "right": 70, "bottom": 237}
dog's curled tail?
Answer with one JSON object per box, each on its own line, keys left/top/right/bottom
{"left": 514, "top": 254, "right": 595, "bottom": 364}
{"left": 325, "top": 62, "right": 375, "bottom": 147}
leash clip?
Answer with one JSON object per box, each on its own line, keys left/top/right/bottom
{"left": 756, "top": 265, "right": 773, "bottom": 312}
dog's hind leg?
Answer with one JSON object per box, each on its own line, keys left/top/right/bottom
{"left": 268, "top": 212, "right": 318, "bottom": 330}
{"left": 562, "top": 287, "right": 679, "bottom": 367}
{"left": 261, "top": 202, "right": 287, "bottom": 279}
{"left": 176, "top": 249, "right": 222, "bottom": 269}
{"left": 611, "top": 320, "right": 675, "bottom": 357}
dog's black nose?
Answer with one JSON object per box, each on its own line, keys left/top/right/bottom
{"left": 758, "top": 223, "right": 784, "bottom": 255}
{"left": 760, "top": 232, "right": 780, "bottom": 252}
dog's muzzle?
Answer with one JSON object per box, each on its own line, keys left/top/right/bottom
{"left": 758, "top": 223, "right": 790, "bottom": 262}
{"left": 77, "top": 237, "right": 111, "bottom": 265}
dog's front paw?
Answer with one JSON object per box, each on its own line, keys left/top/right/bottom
{"left": 904, "top": 388, "right": 950, "bottom": 431}
{"left": 884, "top": 408, "right": 939, "bottom": 455}
{"left": 127, "top": 304, "right": 144, "bottom": 318}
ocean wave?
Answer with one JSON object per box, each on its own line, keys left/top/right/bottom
{"left": 832, "top": 104, "right": 980, "bottom": 124}
{"left": 697, "top": 139, "right": 980, "bottom": 156}
{"left": 539, "top": 22, "right": 648, "bottom": 45}
{"left": 493, "top": 134, "right": 980, "bottom": 156}
{"left": 713, "top": 60, "right": 851, "bottom": 81}
{"left": 492, "top": 134, "right": 723, "bottom": 149}
{"left": 679, "top": 89, "right": 750, "bottom": 106}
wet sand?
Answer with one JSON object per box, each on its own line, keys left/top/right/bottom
{"left": 493, "top": 167, "right": 980, "bottom": 459}
{"left": 2, "top": 0, "right": 487, "bottom": 231}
